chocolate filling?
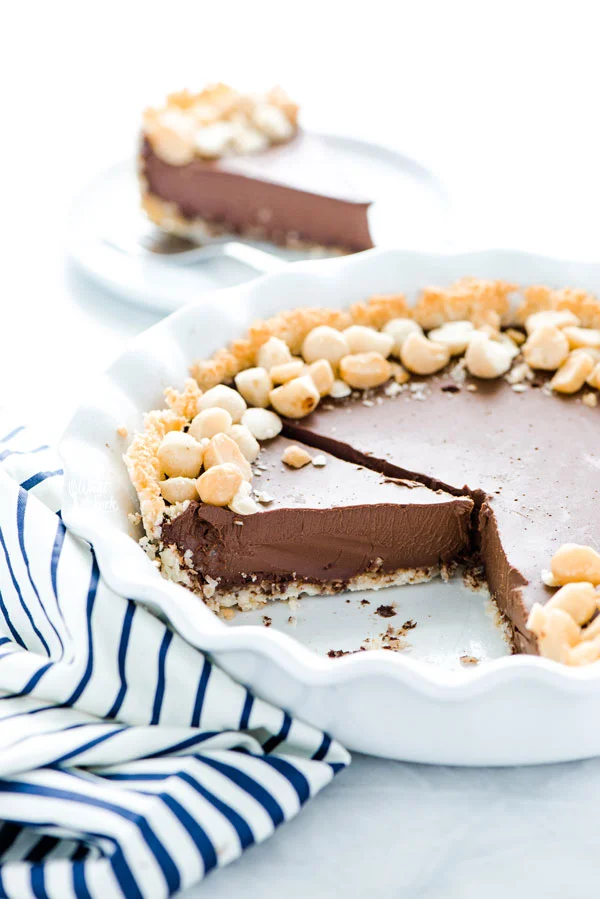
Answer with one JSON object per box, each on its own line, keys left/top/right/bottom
{"left": 164, "top": 498, "right": 473, "bottom": 591}
{"left": 162, "top": 438, "right": 473, "bottom": 591}
{"left": 141, "top": 133, "right": 374, "bottom": 251}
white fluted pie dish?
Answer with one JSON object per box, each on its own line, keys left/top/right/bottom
{"left": 60, "top": 248, "right": 600, "bottom": 765}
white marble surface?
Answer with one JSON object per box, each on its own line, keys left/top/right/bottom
{"left": 197, "top": 753, "right": 599, "bottom": 899}
{"left": 3, "top": 2, "right": 600, "bottom": 895}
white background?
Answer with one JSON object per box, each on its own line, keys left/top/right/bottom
{"left": 3, "top": 1, "right": 600, "bottom": 895}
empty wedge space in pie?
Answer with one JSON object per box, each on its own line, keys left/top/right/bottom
{"left": 124, "top": 278, "right": 600, "bottom": 665}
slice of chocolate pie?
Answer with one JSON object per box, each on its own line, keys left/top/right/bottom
{"left": 125, "top": 280, "right": 600, "bottom": 665}
{"left": 140, "top": 84, "right": 374, "bottom": 252}
{"left": 160, "top": 437, "right": 473, "bottom": 611}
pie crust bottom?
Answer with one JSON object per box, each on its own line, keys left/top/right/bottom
{"left": 141, "top": 190, "right": 349, "bottom": 257}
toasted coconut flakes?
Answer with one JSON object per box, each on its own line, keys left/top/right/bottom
{"left": 203, "top": 575, "right": 219, "bottom": 599}
{"left": 159, "top": 546, "right": 192, "bottom": 587}
{"left": 221, "top": 607, "right": 236, "bottom": 621}
{"left": 164, "top": 378, "right": 203, "bottom": 419}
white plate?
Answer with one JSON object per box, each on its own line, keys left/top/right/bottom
{"left": 68, "top": 134, "right": 450, "bottom": 314}
{"left": 59, "top": 248, "right": 600, "bottom": 766}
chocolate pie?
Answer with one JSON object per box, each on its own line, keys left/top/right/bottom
{"left": 125, "top": 279, "right": 600, "bottom": 665}
{"left": 161, "top": 437, "right": 474, "bottom": 605}
{"left": 140, "top": 84, "right": 373, "bottom": 253}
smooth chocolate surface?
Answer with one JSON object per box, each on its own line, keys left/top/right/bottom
{"left": 162, "top": 438, "right": 473, "bottom": 590}
{"left": 283, "top": 373, "right": 600, "bottom": 643}
{"left": 141, "top": 133, "right": 374, "bottom": 251}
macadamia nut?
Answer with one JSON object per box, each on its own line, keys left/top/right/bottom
{"left": 197, "top": 384, "right": 247, "bottom": 422}
{"left": 252, "top": 103, "right": 294, "bottom": 142}
{"left": 382, "top": 318, "right": 423, "bottom": 357}
{"left": 526, "top": 606, "right": 581, "bottom": 662}
{"left": 302, "top": 326, "right": 349, "bottom": 366}
{"left": 563, "top": 326, "right": 600, "bottom": 351}
{"left": 525, "top": 309, "right": 580, "bottom": 335}
{"left": 234, "top": 367, "right": 272, "bottom": 407}
{"left": 269, "top": 375, "right": 320, "bottom": 418}
{"left": 229, "top": 480, "right": 260, "bottom": 515}
{"left": 306, "top": 359, "right": 335, "bottom": 396}
{"left": 203, "top": 433, "right": 252, "bottom": 480}
{"left": 159, "top": 477, "right": 199, "bottom": 504}
{"left": 198, "top": 463, "right": 244, "bottom": 507}
{"left": 257, "top": 336, "right": 292, "bottom": 371}
{"left": 189, "top": 407, "right": 232, "bottom": 441}
{"left": 546, "top": 582, "right": 598, "bottom": 625}
{"left": 242, "top": 408, "right": 283, "bottom": 440}
{"left": 148, "top": 111, "right": 196, "bottom": 166}
{"left": 228, "top": 424, "right": 261, "bottom": 462}
{"left": 339, "top": 352, "right": 391, "bottom": 389}
{"left": 586, "top": 361, "right": 600, "bottom": 389}
{"left": 281, "top": 445, "right": 313, "bottom": 468}
{"left": 157, "top": 430, "right": 204, "bottom": 479}
{"left": 464, "top": 332, "right": 513, "bottom": 379}
{"left": 522, "top": 325, "right": 569, "bottom": 370}
{"left": 550, "top": 350, "right": 596, "bottom": 393}
{"left": 400, "top": 333, "right": 450, "bottom": 375}
{"left": 550, "top": 543, "right": 600, "bottom": 586}
{"left": 270, "top": 359, "right": 305, "bottom": 384}
{"left": 428, "top": 321, "right": 474, "bottom": 356}
{"left": 329, "top": 379, "right": 352, "bottom": 398}
{"left": 343, "top": 325, "right": 394, "bottom": 357}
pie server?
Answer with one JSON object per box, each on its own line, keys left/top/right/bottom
{"left": 104, "top": 226, "right": 287, "bottom": 273}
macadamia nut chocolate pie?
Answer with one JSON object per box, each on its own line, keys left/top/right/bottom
{"left": 139, "top": 83, "right": 373, "bottom": 252}
{"left": 125, "top": 279, "right": 600, "bottom": 666}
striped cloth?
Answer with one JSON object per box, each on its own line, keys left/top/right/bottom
{"left": 0, "top": 421, "right": 349, "bottom": 898}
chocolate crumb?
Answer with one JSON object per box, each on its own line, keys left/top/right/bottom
{"left": 376, "top": 604, "right": 396, "bottom": 618}
{"left": 327, "top": 647, "right": 366, "bottom": 658}
{"left": 441, "top": 383, "right": 460, "bottom": 393}
{"left": 362, "top": 624, "right": 409, "bottom": 652}
{"left": 402, "top": 619, "right": 417, "bottom": 631}
{"left": 262, "top": 616, "right": 272, "bottom": 627}
{"left": 360, "top": 599, "right": 371, "bottom": 606}
{"left": 463, "top": 566, "right": 486, "bottom": 591}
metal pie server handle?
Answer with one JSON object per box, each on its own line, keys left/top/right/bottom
{"left": 104, "top": 230, "right": 287, "bottom": 273}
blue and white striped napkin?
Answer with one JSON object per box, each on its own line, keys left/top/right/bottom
{"left": 0, "top": 422, "right": 349, "bottom": 898}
